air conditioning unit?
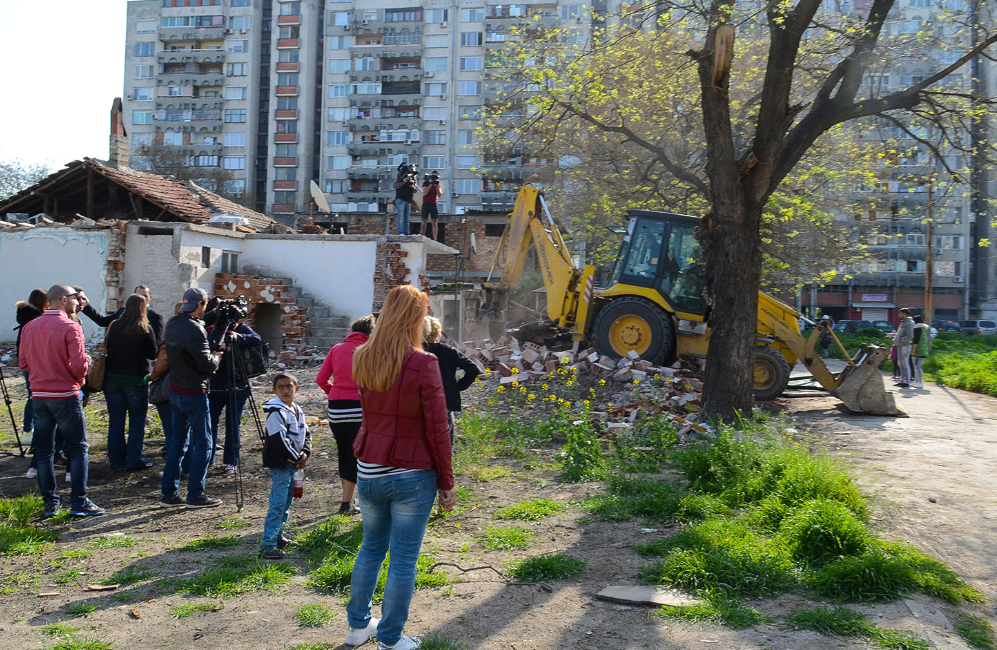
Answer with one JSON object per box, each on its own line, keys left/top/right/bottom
{"left": 361, "top": 19, "right": 369, "bottom": 25}
{"left": 225, "top": 29, "right": 234, "bottom": 34}
{"left": 439, "top": 94, "right": 446, "bottom": 99}
{"left": 342, "top": 24, "right": 350, "bottom": 30}
{"left": 955, "top": 275, "right": 964, "bottom": 282}
{"left": 404, "top": 138, "right": 411, "bottom": 144}
{"left": 240, "top": 29, "right": 248, "bottom": 34}
{"left": 424, "top": 70, "right": 434, "bottom": 77}
{"left": 438, "top": 119, "right": 446, "bottom": 125}
{"left": 341, "top": 120, "right": 348, "bottom": 125}
{"left": 440, "top": 21, "right": 448, "bottom": 27}
{"left": 451, "top": 191, "right": 459, "bottom": 198}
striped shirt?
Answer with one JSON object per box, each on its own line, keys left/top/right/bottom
{"left": 327, "top": 399, "right": 362, "bottom": 424}
{"left": 356, "top": 460, "right": 416, "bottom": 480}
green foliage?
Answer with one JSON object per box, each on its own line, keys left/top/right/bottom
{"left": 168, "top": 602, "right": 220, "bottom": 619}
{"left": 579, "top": 494, "right": 633, "bottom": 522}
{"left": 295, "top": 515, "right": 356, "bottom": 563}
{"left": 953, "top": 612, "right": 996, "bottom": 650}
{"left": 0, "top": 494, "right": 44, "bottom": 527}
{"left": 0, "top": 495, "right": 59, "bottom": 555}
{"left": 176, "top": 556, "right": 295, "bottom": 598}
{"left": 866, "top": 627, "right": 933, "bottom": 650}
{"left": 477, "top": 525, "right": 535, "bottom": 551}
{"left": 784, "top": 606, "right": 869, "bottom": 636}
{"left": 47, "top": 637, "right": 113, "bottom": 650}
{"left": 925, "top": 349, "right": 997, "bottom": 396}
{"left": 676, "top": 493, "right": 732, "bottom": 521}
{"left": 655, "top": 591, "right": 768, "bottom": 629}
{"left": 508, "top": 554, "right": 585, "bottom": 582}
{"left": 41, "top": 623, "right": 79, "bottom": 638}
{"left": 65, "top": 603, "right": 99, "bottom": 618}
{"left": 89, "top": 535, "right": 134, "bottom": 549}
{"left": 102, "top": 566, "right": 156, "bottom": 587}
{"left": 294, "top": 603, "right": 337, "bottom": 628}
{"left": 778, "top": 499, "right": 871, "bottom": 567}
{"left": 494, "top": 498, "right": 566, "bottom": 521}
{"left": 418, "top": 636, "right": 469, "bottom": 650}
{"left": 177, "top": 535, "right": 242, "bottom": 552}
{"left": 604, "top": 475, "right": 685, "bottom": 522}
{"left": 56, "top": 569, "right": 80, "bottom": 584}
{"left": 217, "top": 517, "right": 251, "bottom": 530}
{"left": 558, "top": 420, "right": 606, "bottom": 482}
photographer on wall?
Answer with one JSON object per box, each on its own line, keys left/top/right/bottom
{"left": 393, "top": 162, "right": 420, "bottom": 235}
{"left": 421, "top": 171, "right": 442, "bottom": 241}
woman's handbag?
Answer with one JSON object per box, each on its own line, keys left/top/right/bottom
{"left": 86, "top": 344, "right": 107, "bottom": 392}
{"left": 148, "top": 371, "right": 171, "bottom": 406}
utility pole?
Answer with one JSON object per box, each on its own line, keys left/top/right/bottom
{"left": 925, "top": 178, "right": 933, "bottom": 321}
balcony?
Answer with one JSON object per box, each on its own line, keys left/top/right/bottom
{"left": 157, "top": 73, "right": 226, "bottom": 87}
{"left": 478, "top": 190, "right": 517, "bottom": 208}
{"left": 276, "top": 38, "right": 299, "bottom": 48}
{"left": 273, "top": 180, "right": 297, "bottom": 190}
{"left": 275, "top": 109, "right": 297, "bottom": 119}
{"left": 275, "top": 85, "right": 298, "bottom": 96}
{"left": 272, "top": 203, "right": 296, "bottom": 214}
{"left": 480, "top": 164, "right": 533, "bottom": 181}
{"left": 276, "top": 62, "right": 299, "bottom": 72}
{"left": 158, "top": 26, "right": 226, "bottom": 42}
{"left": 346, "top": 167, "right": 393, "bottom": 180}
{"left": 274, "top": 156, "right": 298, "bottom": 166}
{"left": 275, "top": 133, "right": 297, "bottom": 143}
{"left": 156, "top": 108, "right": 222, "bottom": 123}
{"left": 157, "top": 50, "right": 226, "bottom": 65}
{"left": 346, "top": 192, "right": 384, "bottom": 204}
{"left": 348, "top": 117, "right": 378, "bottom": 130}
{"left": 277, "top": 14, "right": 300, "bottom": 25}
{"left": 379, "top": 69, "right": 421, "bottom": 83}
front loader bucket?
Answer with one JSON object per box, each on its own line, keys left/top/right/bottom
{"left": 834, "top": 344, "right": 906, "bottom": 416}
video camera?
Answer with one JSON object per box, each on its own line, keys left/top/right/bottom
{"left": 423, "top": 171, "right": 440, "bottom": 184}
{"left": 397, "top": 162, "right": 420, "bottom": 182}
{"left": 215, "top": 295, "right": 249, "bottom": 323}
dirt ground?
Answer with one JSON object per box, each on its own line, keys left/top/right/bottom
{"left": 0, "top": 362, "right": 993, "bottom": 650}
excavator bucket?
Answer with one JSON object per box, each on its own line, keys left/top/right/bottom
{"left": 834, "top": 344, "right": 906, "bottom": 416}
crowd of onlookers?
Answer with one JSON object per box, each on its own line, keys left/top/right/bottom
{"left": 13, "top": 282, "right": 479, "bottom": 650}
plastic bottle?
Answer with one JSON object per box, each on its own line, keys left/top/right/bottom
{"left": 293, "top": 468, "right": 305, "bottom": 499}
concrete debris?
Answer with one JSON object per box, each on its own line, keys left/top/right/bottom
{"left": 595, "top": 586, "right": 703, "bottom": 608}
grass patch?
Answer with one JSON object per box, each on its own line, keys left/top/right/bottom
{"left": 295, "top": 515, "right": 355, "bottom": 563}
{"left": 477, "top": 525, "right": 534, "bottom": 551}
{"left": 676, "top": 493, "right": 732, "bottom": 521}
{"left": 177, "top": 535, "right": 242, "bottom": 552}
{"left": 217, "top": 517, "right": 251, "bottom": 530}
{"left": 285, "top": 644, "right": 337, "bottom": 650}
{"left": 953, "top": 612, "right": 996, "bottom": 650}
{"left": 102, "top": 566, "right": 156, "bottom": 587}
{"left": 294, "top": 603, "right": 337, "bottom": 628}
{"left": 55, "top": 569, "right": 81, "bottom": 584}
{"left": 579, "top": 494, "right": 633, "bottom": 522}
{"left": 866, "top": 627, "right": 933, "bottom": 650}
{"left": 602, "top": 475, "right": 685, "bottom": 523}
{"left": 65, "top": 603, "right": 99, "bottom": 618}
{"left": 41, "top": 622, "right": 79, "bottom": 638}
{"left": 175, "top": 556, "right": 295, "bottom": 598}
{"left": 655, "top": 591, "right": 768, "bottom": 629}
{"left": 508, "top": 553, "right": 585, "bottom": 582}
{"left": 778, "top": 499, "right": 871, "bottom": 567}
{"left": 785, "top": 606, "right": 869, "bottom": 636}
{"left": 168, "top": 601, "right": 221, "bottom": 619}
{"left": 0, "top": 495, "right": 59, "bottom": 555}
{"left": 89, "top": 535, "right": 134, "bottom": 549}
{"left": 48, "top": 637, "right": 113, "bottom": 650}
{"left": 419, "top": 636, "right": 469, "bottom": 650}
{"left": 494, "top": 498, "right": 565, "bottom": 521}
{"left": 469, "top": 465, "right": 512, "bottom": 482}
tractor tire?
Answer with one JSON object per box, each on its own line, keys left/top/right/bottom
{"left": 593, "top": 296, "right": 674, "bottom": 364}
{"left": 753, "top": 346, "right": 791, "bottom": 401}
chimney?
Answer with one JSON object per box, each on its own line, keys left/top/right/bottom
{"left": 109, "top": 98, "right": 130, "bottom": 169}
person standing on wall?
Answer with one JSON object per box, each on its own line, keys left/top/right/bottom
{"left": 315, "top": 314, "right": 375, "bottom": 515}
{"left": 160, "top": 287, "right": 224, "bottom": 509}
{"left": 395, "top": 178, "right": 418, "bottom": 236}
{"left": 80, "top": 285, "right": 164, "bottom": 344}
{"left": 420, "top": 172, "right": 442, "bottom": 241}
{"left": 18, "top": 285, "right": 103, "bottom": 518}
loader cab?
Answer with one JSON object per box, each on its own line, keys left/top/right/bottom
{"left": 607, "top": 211, "right": 707, "bottom": 317}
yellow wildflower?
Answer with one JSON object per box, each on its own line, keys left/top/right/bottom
{"left": 541, "top": 383, "right": 549, "bottom": 391}
{"left": 598, "top": 379, "right": 606, "bottom": 386}
{"left": 633, "top": 379, "right": 640, "bottom": 385}
{"left": 511, "top": 367, "right": 519, "bottom": 375}
{"left": 511, "top": 381, "right": 519, "bottom": 389}
{"left": 497, "top": 385, "right": 506, "bottom": 393}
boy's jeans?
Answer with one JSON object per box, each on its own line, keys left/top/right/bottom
{"left": 261, "top": 463, "right": 295, "bottom": 549}
{"left": 32, "top": 395, "right": 90, "bottom": 511}
{"left": 347, "top": 470, "right": 437, "bottom": 646}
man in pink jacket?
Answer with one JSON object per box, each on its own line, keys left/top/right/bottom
{"left": 19, "top": 285, "right": 103, "bottom": 518}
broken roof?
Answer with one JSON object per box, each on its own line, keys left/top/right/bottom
{"left": 0, "top": 158, "right": 273, "bottom": 232}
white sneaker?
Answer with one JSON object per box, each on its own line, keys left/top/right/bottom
{"left": 915, "top": 383, "right": 924, "bottom": 389}
{"left": 379, "top": 635, "right": 421, "bottom": 650}
{"left": 346, "top": 617, "right": 379, "bottom": 646}
{"left": 25, "top": 467, "right": 37, "bottom": 479}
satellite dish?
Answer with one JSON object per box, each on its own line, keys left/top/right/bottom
{"left": 470, "top": 232, "right": 478, "bottom": 255}
{"left": 309, "top": 180, "right": 331, "bottom": 213}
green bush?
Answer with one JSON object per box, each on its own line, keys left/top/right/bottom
{"left": 508, "top": 553, "right": 585, "bottom": 582}
{"left": 676, "top": 493, "right": 732, "bottom": 522}
{"left": 924, "top": 350, "right": 997, "bottom": 396}
{"left": 557, "top": 420, "right": 606, "bottom": 482}
{"left": 778, "top": 499, "right": 870, "bottom": 567}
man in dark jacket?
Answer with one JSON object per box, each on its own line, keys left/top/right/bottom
{"left": 81, "top": 285, "right": 164, "bottom": 343}
{"left": 160, "top": 287, "right": 223, "bottom": 509}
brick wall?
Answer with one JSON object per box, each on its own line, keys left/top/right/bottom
{"left": 103, "top": 224, "right": 126, "bottom": 311}
{"left": 212, "top": 273, "right": 310, "bottom": 349}
{"left": 372, "top": 241, "right": 414, "bottom": 310}
{"left": 428, "top": 219, "right": 503, "bottom": 273}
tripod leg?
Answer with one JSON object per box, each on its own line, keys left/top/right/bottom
{"left": 0, "top": 366, "right": 26, "bottom": 456}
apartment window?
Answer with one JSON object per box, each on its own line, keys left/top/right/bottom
{"left": 278, "top": 73, "right": 299, "bottom": 85}
{"left": 276, "top": 120, "right": 298, "bottom": 133}
{"left": 163, "top": 131, "right": 183, "bottom": 145}
{"left": 328, "top": 58, "right": 350, "bottom": 74}
{"left": 278, "top": 25, "right": 299, "bottom": 39}
{"left": 460, "top": 105, "right": 482, "bottom": 120}
{"left": 454, "top": 178, "right": 481, "bottom": 194}
{"left": 230, "top": 0, "right": 250, "bottom": 5}
{"left": 328, "top": 35, "right": 350, "bottom": 48}
{"left": 425, "top": 34, "right": 448, "bottom": 48}
{"left": 191, "top": 155, "right": 218, "bottom": 167}
{"left": 275, "top": 143, "right": 297, "bottom": 157}
{"left": 332, "top": 11, "right": 350, "bottom": 26}
{"left": 422, "top": 106, "right": 446, "bottom": 120}
{"left": 132, "top": 133, "right": 153, "bottom": 148}
{"left": 460, "top": 56, "right": 483, "bottom": 71}
{"left": 461, "top": 8, "right": 484, "bottom": 21}
{"left": 562, "top": 5, "right": 582, "bottom": 19}
{"left": 227, "top": 39, "right": 248, "bottom": 53}
{"left": 386, "top": 9, "right": 421, "bottom": 21}
{"left": 136, "top": 20, "right": 156, "bottom": 33}
{"left": 326, "top": 179, "right": 347, "bottom": 193}
{"left": 426, "top": 82, "right": 447, "bottom": 96}
{"left": 201, "top": 247, "right": 211, "bottom": 267}
{"left": 133, "top": 87, "right": 154, "bottom": 101}
{"left": 278, "top": 49, "right": 300, "bottom": 63}
{"left": 460, "top": 32, "right": 483, "bottom": 46}
{"left": 328, "top": 84, "right": 349, "bottom": 98}
{"left": 134, "top": 65, "right": 153, "bottom": 79}
{"left": 354, "top": 56, "right": 375, "bottom": 71}
{"left": 276, "top": 96, "right": 297, "bottom": 109}
{"left": 280, "top": 1, "right": 300, "bottom": 15}
{"left": 353, "top": 82, "right": 381, "bottom": 94}
{"left": 274, "top": 167, "right": 297, "bottom": 181}
{"left": 225, "top": 109, "right": 247, "bottom": 122}
{"left": 906, "top": 233, "right": 926, "bottom": 246}
{"left": 327, "top": 131, "right": 350, "bottom": 146}
{"left": 328, "top": 107, "right": 348, "bottom": 121}
{"left": 458, "top": 129, "right": 475, "bottom": 145}
{"left": 327, "top": 155, "right": 350, "bottom": 170}
{"left": 424, "top": 130, "right": 445, "bottom": 144}
{"left": 167, "top": 85, "right": 183, "bottom": 96}
{"left": 223, "top": 132, "right": 246, "bottom": 147}
{"left": 227, "top": 62, "right": 249, "bottom": 77}
{"left": 135, "top": 42, "right": 155, "bottom": 57}
{"left": 223, "top": 179, "right": 246, "bottom": 194}
{"left": 273, "top": 191, "right": 295, "bottom": 204}
{"left": 423, "top": 155, "right": 446, "bottom": 169}
{"left": 222, "top": 156, "right": 245, "bottom": 170}
{"left": 459, "top": 81, "right": 482, "bottom": 95}
{"left": 424, "top": 57, "right": 447, "bottom": 72}
{"left": 132, "top": 111, "right": 152, "bottom": 125}
{"left": 230, "top": 16, "right": 250, "bottom": 30}
{"left": 457, "top": 155, "right": 480, "bottom": 169}
{"left": 425, "top": 9, "right": 447, "bottom": 22}
{"left": 936, "top": 235, "right": 964, "bottom": 250}
{"left": 224, "top": 86, "right": 247, "bottom": 100}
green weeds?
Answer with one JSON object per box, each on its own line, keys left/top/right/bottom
{"left": 177, "top": 535, "right": 242, "bottom": 552}
{"left": 47, "top": 637, "right": 113, "bottom": 650}
{"left": 477, "top": 525, "right": 534, "bottom": 551}
{"left": 294, "top": 603, "right": 337, "bottom": 628}
{"left": 419, "top": 636, "right": 469, "bottom": 650}
{"left": 494, "top": 498, "right": 565, "bottom": 521}
{"left": 174, "top": 556, "right": 295, "bottom": 598}
{"left": 557, "top": 419, "right": 606, "bottom": 482}
{"left": 655, "top": 591, "right": 768, "bottom": 629}
{"left": 508, "top": 553, "right": 585, "bottom": 582}
{"left": 0, "top": 495, "right": 59, "bottom": 555}
{"left": 89, "top": 535, "right": 134, "bottom": 549}
{"left": 168, "top": 602, "right": 221, "bottom": 619}
{"left": 41, "top": 623, "right": 79, "bottom": 638}
{"left": 102, "top": 566, "right": 156, "bottom": 587}
{"left": 217, "top": 517, "right": 251, "bottom": 530}
{"left": 65, "top": 603, "right": 99, "bottom": 618}
{"left": 785, "top": 606, "right": 932, "bottom": 649}
{"left": 953, "top": 612, "right": 996, "bottom": 650}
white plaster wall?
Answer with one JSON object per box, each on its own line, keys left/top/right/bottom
{"left": 0, "top": 229, "right": 110, "bottom": 342}
{"left": 399, "top": 241, "right": 430, "bottom": 290}
{"left": 239, "top": 238, "right": 378, "bottom": 319}
{"left": 122, "top": 226, "right": 195, "bottom": 316}
{"left": 177, "top": 229, "right": 246, "bottom": 294}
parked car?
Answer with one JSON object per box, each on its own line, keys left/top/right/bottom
{"left": 872, "top": 320, "right": 896, "bottom": 334}
{"left": 960, "top": 320, "right": 997, "bottom": 336}
{"left": 932, "top": 319, "right": 962, "bottom": 332}
{"left": 834, "top": 319, "right": 876, "bottom": 334}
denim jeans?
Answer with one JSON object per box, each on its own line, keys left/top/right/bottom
{"left": 209, "top": 390, "right": 247, "bottom": 466}
{"left": 396, "top": 200, "right": 412, "bottom": 235}
{"left": 897, "top": 345, "right": 912, "bottom": 383}
{"left": 347, "top": 470, "right": 438, "bottom": 646}
{"left": 161, "top": 391, "right": 212, "bottom": 501}
{"left": 261, "top": 463, "right": 295, "bottom": 549}
{"left": 22, "top": 371, "right": 34, "bottom": 433}
{"left": 104, "top": 381, "right": 149, "bottom": 469}
{"left": 32, "top": 395, "right": 90, "bottom": 511}
{"left": 912, "top": 357, "right": 924, "bottom": 385}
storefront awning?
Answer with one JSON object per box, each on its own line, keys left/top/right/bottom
{"left": 851, "top": 302, "right": 895, "bottom": 308}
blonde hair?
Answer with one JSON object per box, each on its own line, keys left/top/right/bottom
{"left": 353, "top": 285, "right": 428, "bottom": 392}
{"left": 422, "top": 316, "right": 442, "bottom": 343}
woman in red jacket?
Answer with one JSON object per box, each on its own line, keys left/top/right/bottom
{"left": 345, "top": 285, "right": 455, "bottom": 650}
{"left": 315, "top": 314, "right": 374, "bottom": 515}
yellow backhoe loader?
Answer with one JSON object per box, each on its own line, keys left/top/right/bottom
{"left": 482, "top": 186, "right": 903, "bottom": 416}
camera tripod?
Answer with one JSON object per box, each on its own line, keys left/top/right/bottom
{"left": 0, "top": 364, "right": 27, "bottom": 457}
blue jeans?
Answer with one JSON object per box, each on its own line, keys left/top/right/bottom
{"left": 209, "top": 390, "right": 247, "bottom": 466}
{"left": 261, "top": 463, "right": 295, "bottom": 549}
{"left": 161, "top": 391, "right": 212, "bottom": 501}
{"left": 22, "top": 371, "right": 34, "bottom": 433}
{"left": 396, "top": 200, "right": 412, "bottom": 235}
{"left": 347, "top": 470, "right": 438, "bottom": 646}
{"left": 104, "top": 382, "right": 149, "bottom": 469}
{"left": 32, "top": 395, "right": 90, "bottom": 511}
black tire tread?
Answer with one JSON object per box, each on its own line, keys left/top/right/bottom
{"left": 592, "top": 296, "right": 674, "bottom": 365}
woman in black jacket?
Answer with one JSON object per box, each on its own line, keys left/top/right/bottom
{"left": 104, "top": 294, "right": 158, "bottom": 470}
{"left": 423, "top": 316, "right": 481, "bottom": 445}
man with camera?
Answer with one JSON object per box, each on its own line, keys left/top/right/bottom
{"left": 421, "top": 171, "right": 442, "bottom": 241}
{"left": 160, "top": 287, "right": 224, "bottom": 509}
{"left": 394, "top": 163, "right": 419, "bottom": 235}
